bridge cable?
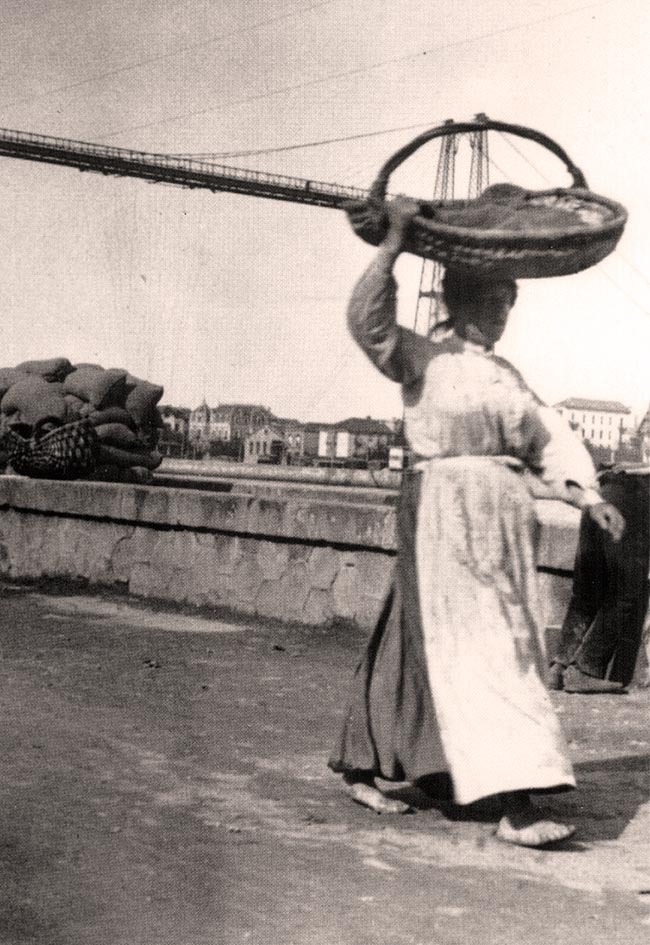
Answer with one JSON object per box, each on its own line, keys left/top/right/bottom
{"left": 169, "top": 119, "right": 442, "bottom": 160}
{"left": 0, "top": 0, "right": 343, "bottom": 115}
{"left": 96, "top": 0, "right": 617, "bottom": 143}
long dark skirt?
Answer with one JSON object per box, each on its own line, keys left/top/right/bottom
{"left": 328, "top": 471, "right": 448, "bottom": 783}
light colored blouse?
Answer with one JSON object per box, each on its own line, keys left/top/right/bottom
{"left": 348, "top": 257, "right": 600, "bottom": 505}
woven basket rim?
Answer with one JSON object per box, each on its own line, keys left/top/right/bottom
{"left": 387, "top": 188, "right": 627, "bottom": 250}
{"left": 359, "top": 118, "right": 628, "bottom": 273}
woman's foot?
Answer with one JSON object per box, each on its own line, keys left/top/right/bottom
{"left": 495, "top": 794, "right": 575, "bottom": 848}
{"left": 547, "top": 662, "right": 565, "bottom": 690}
{"left": 562, "top": 665, "right": 626, "bottom": 694}
{"left": 343, "top": 772, "right": 413, "bottom": 814}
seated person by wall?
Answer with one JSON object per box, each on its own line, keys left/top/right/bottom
{"left": 550, "top": 466, "right": 650, "bottom": 691}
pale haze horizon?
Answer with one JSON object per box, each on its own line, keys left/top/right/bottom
{"left": 0, "top": 1, "right": 649, "bottom": 425}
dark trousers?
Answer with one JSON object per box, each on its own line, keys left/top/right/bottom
{"left": 554, "top": 472, "right": 650, "bottom": 687}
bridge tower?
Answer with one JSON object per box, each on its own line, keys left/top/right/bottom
{"left": 413, "top": 115, "right": 490, "bottom": 335}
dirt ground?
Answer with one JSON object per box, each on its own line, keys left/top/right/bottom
{"left": 0, "top": 581, "right": 649, "bottom": 945}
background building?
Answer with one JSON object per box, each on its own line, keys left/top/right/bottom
{"left": 172, "top": 403, "right": 403, "bottom": 468}
{"left": 309, "top": 417, "right": 396, "bottom": 466}
{"left": 210, "top": 404, "right": 275, "bottom": 442}
{"left": 554, "top": 398, "right": 632, "bottom": 450}
{"left": 187, "top": 402, "right": 276, "bottom": 459}
{"left": 244, "top": 424, "right": 285, "bottom": 464}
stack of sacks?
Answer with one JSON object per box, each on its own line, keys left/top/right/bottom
{"left": 0, "top": 358, "right": 163, "bottom": 480}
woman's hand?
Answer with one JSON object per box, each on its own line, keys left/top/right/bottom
{"left": 385, "top": 196, "right": 421, "bottom": 237}
{"left": 588, "top": 501, "right": 625, "bottom": 542}
{"left": 377, "top": 196, "right": 422, "bottom": 261}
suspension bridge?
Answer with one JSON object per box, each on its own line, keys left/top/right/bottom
{"left": 0, "top": 126, "right": 369, "bottom": 210}
{"left": 0, "top": 122, "right": 492, "bottom": 335}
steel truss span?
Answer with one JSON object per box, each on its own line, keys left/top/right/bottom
{"left": 0, "top": 126, "right": 369, "bottom": 209}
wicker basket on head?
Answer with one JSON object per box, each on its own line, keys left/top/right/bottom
{"left": 346, "top": 118, "right": 627, "bottom": 279}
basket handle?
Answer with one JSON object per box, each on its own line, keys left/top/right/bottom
{"left": 367, "top": 117, "right": 588, "bottom": 204}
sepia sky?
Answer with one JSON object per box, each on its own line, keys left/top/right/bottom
{"left": 0, "top": 0, "right": 649, "bottom": 422}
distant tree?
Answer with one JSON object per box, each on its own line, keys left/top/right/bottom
{"left": 208, "top": 437, "right": 242, "bottom": 460}
{"left": 158, "top": 428, "right": 187, "bottom": 458}
{"left": 614, "top": 434, "right": 643, "bottom": 464}
{"left": 584, "top": 441, "right": 614, "bottom": 470}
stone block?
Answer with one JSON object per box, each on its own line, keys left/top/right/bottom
{"left": 349, "top": 552, "right": 393, "bottom": 602}
{"left": 129, "top": 561, "right": 172, "bottom": 599}
{"left": 302, "top": 588, "right": 335, "bottom": 625}
{"left": 254, "top": 562, "right": 312, "bottom": 622}
{"left": 82, "top": 524, "right": 134, "bottom": 585}
{"left": 257, "top": 541, "right": 289, "bottom": 581}
{"left": 255, "top": 580, "right": 290, "bottom": 621}
{"left": 108, "top": 530, "right": 136, "bottom": 583}
{"left": 164, "top": 567, "right": 196, "bottom": 605}
{"left": 229, "top": 557, "right": 264, "bottom": 608}
{"left": 353, "top": 592, "right": 385, "bottom": 630}
{"left": 331, "top": 551, "right": 392, "bottom": 623}
{"left": 277, "top": 563, "right": 311, "bottom": 620}
{"left": 123, "top": 527, "right": 160, "bottom": 564}
{"left": 288, "top": 543, "right": 310, "bottom": 564}
{"left": 209, "top": 534, "right": 243, "bottom": 576}
{"left": 332, "top": 554, "right": 360, "bottom": 621}
{"left": 306, "top": 546, "right": 339, "bottom": 591}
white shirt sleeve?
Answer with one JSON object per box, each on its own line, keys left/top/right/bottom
{"left": 347, "top": 257, "right": 429, "bottom": 385}
{"left": 535, "top": 405, "right": 601, "bottom": 506}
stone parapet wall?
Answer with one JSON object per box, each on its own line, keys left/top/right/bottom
{"left": 160, "top": 458, "right": 403, "bottom": 490}
{"left": 0, "top": 476, "right": 578, "bottom": 631}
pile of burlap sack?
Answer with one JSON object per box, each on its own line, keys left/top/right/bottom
{"left": 0, "top": 358, "right": 163, "bottom": 481}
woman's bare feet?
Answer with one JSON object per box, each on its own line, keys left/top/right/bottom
{"left": 343, "top": 772, "right": 413, "bottom": 814}
{"left": 496, "top": 793, "right": 575, "bottom": 848}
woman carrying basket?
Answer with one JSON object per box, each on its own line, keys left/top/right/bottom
{"left": 329, "top": 197, "right": 624, "bottom": 848}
